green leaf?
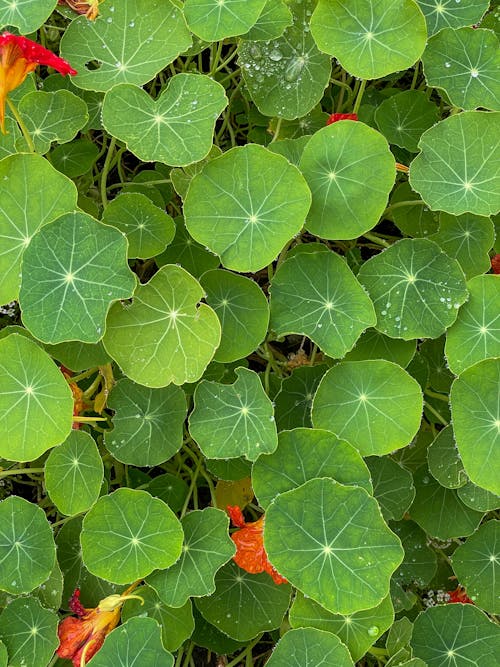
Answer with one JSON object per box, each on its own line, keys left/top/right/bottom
{"left": 200, "top": 269, "right": 269, "bottom": 363}
{"left": 0, "top": 334, "right": 73, "bottom": 462}
{"left": 35, "top": 560, "right": 63, "bottom": 612}
{"left": 452, "top": 520, "right": 499, "bottom": 614}
{"left": 0, "top": 153, "right": 77, "bottom": 304}
{"left": 205, "top": 457, "right": 253, "bottom": 481}
{"left": 60, "top": 0, "right": 191, "bottom": 92}
{"left": 289, "top": 592, "right": 394, "bottom": 662}
{"left": 365, "top": 457, "right": 415, "bottom": 521}
{"left": 450, "top": 358, "right": 500, "bottom": 496}
{"left": 411, "top": 604, "right": 500, "bottom": 666}
{"left": 103, "top": 265, "right": 221, "bottom": 387}
{"left": 155, "top": 217, "right": 220, "bottom": 279}
{"left": 274, "top": 364, "right": 328, "bottom": 431}
{"left": 243, "top": 0, "right": 293, "bottom": 41}
{"left": 409, "top": 111, "right": 500, "bottom": 216}
{"left": 184, "top": 0, "right": 267, "bottom": 40}
{"left": 390, "top": 181, "right": 439, "bottom": 239}
{"left": 44, "top": 340, "right": 111, "bottom": 372}
{"left": 312, "top": 360, "right": 423, "bottom": 456}
{"left": 194, "top": 561, "right": 291, "bottom": 642}
{"left": 445, "top": 275, "right": 500, "bottom": 375}
{"left": 105, "top": 379, "right": 186, "bottom": 466}
{"left": 101, "top": 193, "right": 175, "bottom": 259}
{"left": 457, "top": 481, "right": 500, "bottom": 512}
{"left": 299, "top": 121, "right": 395, "bottom": 239}
{"left": 102, "top": 75, "right": 227, "bottom": 166}
{"left": 50, "top": 138, "right": 100, "bottom": 178}
{"left": 239, "top": 0, "right": 331, "bottom": 120}
{"left": 427, "top": 425, "right": 467, "bottom": 489}
{"left": 81, "top": 488, "right": 183, "bottom": 584}
{"left": 184, "top": 144, "right": 311, "bottom": 272}
{"left": 87, "top": 617, "right": 174, "bottom": 667}
{"left": 266, "top": 627, "right": 353, "bottom": 667}
{"left": 0, "top": 496, "right": 56, "bottom": 595}
{"left": 0, "top": 117, "right": 21, "bottom": 159}
{"left": 253, "top": 428, "right": 372, "bottom": 509}
{"left": 0, "top": 597, "right": 58, "bottom": 667}
{"left": 374, "top": 90, "right": 439, "bottom": 153}
{"left": 147, "top": 507, "right": 235, "bottom": 608}
{"left": 265, "top": 478, "right": 404, "bottom": 614}
{"left": 343, "top": 329, "right": 416, "bottom": 368}
{"left": 310, "top": 0, "right": 427, "bottom": 79}
{"left": 189, "top": 367, "right": 278, "bottom": 461}
{"left": 391, "top": 520, "right": 438, "bottom": 588}
{"left": 423, "top": 28, "right": 500, "bottom": 111}
{"left": 45, "top": 430, "right": 104, "bottom": 516}
{"left": 20, "top": 211, "right": 136, "bottom": 344}
{"left": 357, "top": 238, "right": 468, "bottom": 340}
{"left": 386, "top": 616, "right": 413, "bottom": 657}
{"left": 269, "top": 250, "right": 376, "bottom": 357}
{"left": 0, "top": 0, "right": 57, "bottom": 33}
{"left": 416, "top": 0, "right": 489, "bottom": 36}
{"left": 143, "top": 474, "right": 189, "bottom": 513}
{"left": 0, "top": 640, "right": 6, "bottom": 667}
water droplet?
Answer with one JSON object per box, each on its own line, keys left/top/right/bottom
{"left": 367, "top": 626, "right": 379, "bottom": 637}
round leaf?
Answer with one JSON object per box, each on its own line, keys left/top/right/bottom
{"left": 184, "top": 144, "right": 311, "bottom": 272}
{"left": 0, "top": 496, "right": 56, "bottom": 595}
{"left": 416, "top": 0, "right": 489, "bottom": 36}
{"left": 184, "top": 0, "right": 267, "bottom": 41}
{"left": 0, "top": 334, "right": 73, "bottom": 462}
{"left": 343, "top": 329, "right": 416, "bottom": 368}
{"left": 365, "top": 457, "right": 415, "bottom": 521}
{"left": 44, "top": 340, "right": 111, "bottom": 372}
{"left": 103, "top": 265, "right": 221, "bottom": 387}
{"left": 390, "top": 181, "right": 439, "bottom": 239}
{"left": 144, "top": 473, "right": 189, "bottom": 513}
{"left": 265, "top": 478, "right": 404, "bottom": 614}
{"left": 409, "top": 111, "right": 500, "bottom": 216}
{"left": 374, "top": 90, "right": 439, "bottom": 152}
{"left": 312, "top": 360, "right": 423, "bottom": 456}
{"left": 51, "top": 138, "right": 99, "bottom": 178}
{"left": 450, "top": 358, "right": 500, "bottom": 496}
{"left": 427, "top": 425, "right": 467, "bottom": 489}
{"left": 20, "top": 211, "right": 136, "bottom": 344}
{"left": 81, "top": 488, "right": 183, "bottom": 584}
{"left": 357, "top": 238, "right": 468, "bottom": 340}
{"left": 299, "top": 122, "right": 395, "bottom": 239}
{"left": 266, "top": 627, "right": 353, "bottom": 667}
{"left": 0, "top": 597, "right": 58, "bottom": 667}
{"left": 0, "top": 0, "right": 56, "bottom": 33}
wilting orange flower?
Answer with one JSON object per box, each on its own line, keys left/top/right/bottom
{"left": 227, "top": 505, "right": 287, "bottom": 585}
{"left": 58, "top": 0, "right": 102, "bottom": 20}
{"left": 60, "top": 366, "right": 89, "bottom": 429}
{"left": 447, "top": 585, "right": 474, "bottom": 604}
{"left": 0, "top": 31, "right": 76, "bottom": 133}
{"left": 326, "top": 112, "right": 358, "bottom": 125}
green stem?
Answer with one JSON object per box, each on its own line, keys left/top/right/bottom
{"left": 6, "top": 97, "right": 35, "bottom": 152}
{"left": 100, "top": 136, "right": 117, "bottom": 207}
{"left": 210, "top": 40, "right": 224, "bottom": 75}
{"left": 0, "top": 467, "right": 44, "bottom": 479}
{"left": 363, "top": 231, "right": 391, "bottom": 248}
{"left": 181, "top": 641, "right": 195, "bottom": 667}
{"left": 180, "top": 456, "right": 203, "bottom": 518}
{"left": 270, "top": 117, "right": 282, "bottom": 143}
{"left": 69, "top": 367, "right": 99, "bottom": 384}
{"left": 424, "top": 388, "right": 449, "bottom": 403}
{"left": 352, "top": 79, "right": 367, "bottom": 114}
{"left": 383, "top": 199, "right": 426, "bottom": 215}
{"left": 410, "top": 61, "right": 420, "bottom": 89}
{"left": 225, "top": 636, "right": 262, "bottom": 667}
{"left": 424, "top": 401, "right": 448, "bottom": 426}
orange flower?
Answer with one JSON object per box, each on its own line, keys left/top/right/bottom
{"left": 58, "top": 0, "right": 102, "bottom": 20}
{"left": 447, "top": 585, "right": 474, "bottom": 604}
{"left": 326, "top": 113, "right": 358, "bottom": 125}
{"left": 60, "top": 366, "right": 89, "bottom": 429}
{"left": 0, "top": 31, "right": 76, "bottom": 133}
{"left": 227, "top": 505, "right": 287, "bottom": 585}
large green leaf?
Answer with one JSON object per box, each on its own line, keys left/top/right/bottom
{"left": 0, "top": 0, "right": 56, "bottom": 33}
{"left": 416, "top": 0, "right": 489, "bottom": 36}
{"left": 265, "top": 478, "right": 404, "bottom": 614}
{"left": 103, "top": 265, "right": 221, "bottom": 387}
{"left": 266, "top": 627, "right": 353, "bottom": 666}
{"left": 0, "top": 334, "right": 73, "bottom": 462}
{"left": 184, "top": 0, "right": 267, "bottom": 40}
{"left": 0, "top": 597, "right": 58, "bottom": 667}
{"left": 310, "top": 0, "right": 427, "bottom": 79}
{"left": 312, "top": 360, "right": 423, "bottom": 456}
{"left": 184, "top": 144, "right": 311, "bottom": 272}
{"left": 20, "top": 212, "right": 136, "bottom": 344}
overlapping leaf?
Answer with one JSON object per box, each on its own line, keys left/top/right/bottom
{"left": 0, "top": 0, "right": 57, "bottom": 33}
{"left": 184, "top": 0, "right": 267, "bottom": 41}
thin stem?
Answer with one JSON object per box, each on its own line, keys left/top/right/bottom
{"left": 383, "top": 199, "right": 426, "bottom": 215}
{"left": 352, "top": 79, "right": 367, "bottom": 114}
{"left": 225, "top": 636, "right": 262, "bottom": 667}
{"left": 6, "top": 97, "right": 35, "bottom": 152}
{"left": 70, "top": 367, "right": 99, "bottom": 384}
{"left": 270, "top": 117, "right": 282, "bottom": 143}
{"left": 181, "top": 641, "right": 195, "bottom": 667}
{"left": 0, "top": 467, "right": 44, "bottom": 479}
{"left": 424, "top": 401, "right": 448, "bottom": 426}
{"left": 100, "top": 137, "right": 117, "bottom": 207}
{"left": 410, "top": 62, "right": 420, "bottom": 89}
{"left": 72, "top": 416, "right": 108, "bottom": 423}
{"left": 424, "top": 389, "right": 449, "bottom": 403}
{"left": 363, "top": 231, "right": 391, "bottom": 248}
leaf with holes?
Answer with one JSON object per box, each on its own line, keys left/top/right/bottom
{"left": 266, "top": 627, "right": 353, "bottom": 667}
{"left": 0, "top": 0, "right": 56, "bottom": 33}
{"left": 0, "top": 597, "right": 58, "bottom": 667}
{"left": 184, "top": 0, "right": 267, "bottom": 41}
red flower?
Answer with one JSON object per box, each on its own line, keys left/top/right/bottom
{"left": 0, "top": 31, "right": 77, "bottom": 133}
{"left": 491, "top": 254, "right": 500, "bottom": 275}
{"left": 447, "top": 586, "right": 474, "bottom": 604}
{"left": 326, "top": 113, "right": 358, "bottom": 125}
{"left": 227, "top": 505, "right": 287, "bottom": 585}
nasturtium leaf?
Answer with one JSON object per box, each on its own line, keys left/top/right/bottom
{"left": 357, "top": 238, "right": 468, "bottom": 340}
{"left": 270, "top": 250, "right": 376, "bottom": 357}
{"left": 184, "top": 0, "right": 266, "bottom": 40}
{"left": 143, "top": 474, "right": 189, "bottom": 513}
{"left": 427, "top": 425, "right": 467, "bottom": 489}
{"left": 102, "top": 75, "right": 227, "bottom": 166}
{"left": 0, "top": 496, "right": 56, "bottom": 595}
{"left": 239, "top": 0, "right": 331, "bottom": 120}
{"left": 243, "top": 0, "right": 293, "bottom": 41}
{"left": 35, "top": 560, "right": 63, "bottom": 612}
{"left": 450, "top": 358, "right": 500, "bottom": 496}
{"left": 44, "top": 340, "right": 111, "bottom": 372}
{"left": 253, "top": 428, "right": 372, "bottom": 509}
{"left": 184, "top": 144, "right": 311, "bottom": 272}
{"left": 299, "top": 121, "right": 395, "bottom": 239}
{"left": 189, "top": 367, "right": 278, "bottom": 461}
{"left": 445, "top": 276, "right": 500, "bottom": 375}
{"left": 343, "top": 329, "right": 416, "bottom": 368}
{"left": 103, "top": 265, "right": 221, "bottom": 387}
{"left": 156, "top": 217, "right": 220, "bottom": 278}
{"left": 0, "top": 597, "right": 58, "bottom": 667}
{"left": 411, "top": 604, "right": 500, "bottom": 666}
{"left": 265, "top": 478, "right": 404, "bottom": 614}
{"left": 87, "top": 617, "right": 174, "bottom": 667}
{"left": 416, "top": 0, "right": 489, "bottom": 35}
{"left": 457, "top": 482, "right": 500, "bottom": 513}
{"left": 365, "top": 457, "right": 415, "bottom": 522}
{"left": 51, "top": 138, "right": 99, "bottom": 178}
{"left": 390, "top": 181, "right": 439, "bottom": 239}
{"left": 0, "top": 641, "right": 6, "bottom": 667}
{"left": 312, "top": 360, "right": 423, "bottom": 456}
{"left": 409, "top": 111, "right": 500, "bottom": 216}
{"left": 0, "top": 0, "right": 56, "bottom": 33}
{"left": 289, "top": 591, "right": 394, "bottom": 662}
{"left": 20, "top": 212, "right": 136, "bottom": 344}
{"left": 410, "top": 466, "right": 483, "bottom": 539}
{"left": 205, "top": 457, "right": 253, "bottom": 482}
{"left": 45, "top": 430, "right": 104, "bottom": 516}
{"left": 105, "top": 379, "right": 186, "bottom": 466}
{"left": 60, "top": 0, "right": 191, "bottom": 92}
{"left": 0, "top": 153, "right": 77, "bottom": 304}
{"left": 194, "top": 561, "right": 291, "bottom": 642}
{"left": 0, "top": 334, "right": 73, "bottom": 461}
{"left": 391, "top": 520, "right": 438, "bottom": 588}
{"left": 274, "top": 364, "right": 328, "bottom": 431}
{"left": 81, "top": 488, "right": 183, "bottom": 584}
{"left": 266, "top": 627, "right": 353, "bottom": 667}
{"left": 374, "top": 90, "right": 439, "bottom": 153}
{"left": 452, "top": 520, "right": 499, "bottom": 614}
{"left": 386, "top": 616, "right": 413, "bottom": 657}
{"left": 0, "top": 117, "right": 20, "bottom": 159}
{"left": 200, "top": 269, "right": 269, "bottom": 363}
{"left": 423, "top": 28, "right": 500, "bottom": 111}
{"left": 148, "top": 508, "right": 235, "bottom": 608}
{"left": 101, "top": 194, "right": 175, "bottom": 259}
{"left": 310, "top": 0, "right": 427, "bottom": 79}
{"left": 191, "top": 606, "right": 246, "bottom": 654}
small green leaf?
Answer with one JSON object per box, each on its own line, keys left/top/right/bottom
{"left": 427, "top": 425, "right": 467, "bottom": 489}
{"left": 155, "top": 217, "right": 220, "bottom": 278}
{"left": 184, "top": 0, "right": 267, "bottom": 40}
{"left": 44, "top": 340, "right": 111, "bottom": 372}
{"left": 391, "top": 520, "right": 438, "bottom": 588}
{"left": 343, "top": 329, "right": 416, "bottom": 368}
{"left": 0, "top": 0, "right": 57, "bottom": 33}
{"left": 374, "top": 90, "right": 439, "bottom": 152}
{"left": 143, "top": 474, "right": 189, "bottom": 513}
{"left": 0, "top": 597, "right": 58, "bottom": 667}
{"left": 457, "top": 482, "right": 500, "bottom": 512}
{"left": 0, "top": 640, "right": 6, "bottom": 667}
{"left": 243, "top": 0, "right": 293, "bottom": 41}
{"left": 365, "top": 457, "right": 415, "bottom": 521}
{"left": 51, "top": 138, "right": 100, "bottom": 178}
{"left": 274, "top": 364, "right": 328, "bottom": 431}
{"left": 266, "top": 627, "right": 353, "bottom": 667}
{"left": 416, "top": 0, "right": 489, "bottom": 36}
{"left": 390, "top": 181, "right": 439, "bottom": 239}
